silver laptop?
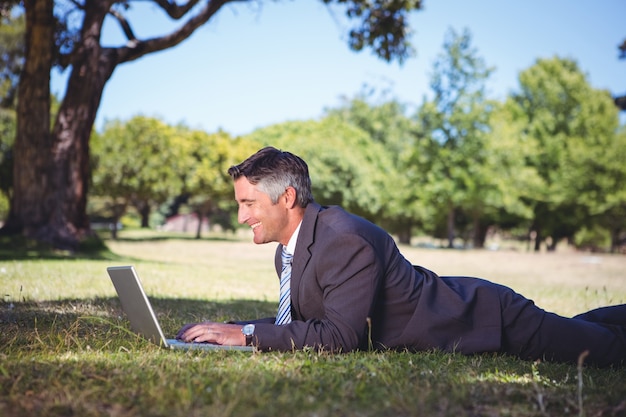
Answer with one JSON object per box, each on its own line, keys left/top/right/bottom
{"left": 107, "top": 265, "right": 253, "bottom": 352}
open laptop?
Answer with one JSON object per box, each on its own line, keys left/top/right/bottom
{"left": 107, "top": 265, "right": 253, "bottom": 352}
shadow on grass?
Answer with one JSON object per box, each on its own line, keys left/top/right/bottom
{"left": 0, "top": 234, "right": 122, "bottom": 261}
{"left": 110, "top": 234, "right": 241, "bottom": 243}
{"left": 0, "top": 231, "right": 245, "bottom": 261}
{"left": 0, "top": 296, "right": 277, "bottom": 352}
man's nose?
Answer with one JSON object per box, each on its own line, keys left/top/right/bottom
{"left": 237, "top": 205, "right": 247, "bottom": 224}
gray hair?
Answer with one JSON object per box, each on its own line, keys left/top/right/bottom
{"left": 228, "top": 147, "right": 313, "bottom": 207}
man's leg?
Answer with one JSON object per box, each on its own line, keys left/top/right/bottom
{"left": 498, "top": 288, "right": 626, "bottom": 367}
{"left": 573, "top": 304, "right": 626, "bottom": 325}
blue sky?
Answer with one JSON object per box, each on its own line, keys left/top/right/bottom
{"left": 52, "top": 0, "right": 625, "bottom": 136}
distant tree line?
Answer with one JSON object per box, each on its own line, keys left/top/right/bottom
{"left": 1, "top": 25, "right": 625, "bottom": 252}
{"left": 85, "top": 30, "right": 625, "bottom": 252}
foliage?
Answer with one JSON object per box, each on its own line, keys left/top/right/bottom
{"left": 582, "top": 125, "right": 626, "bottom": 252}
{"left": 83, "top": 65, "right": 626, "bottom": 253}
{"left": 4, "top": 0, "right": 425, "bottom": 249}
{"left": 0, "top": 10, "right": 23, "bottom": 221}
{"left": 508, "top": 56, "right": 623, "bottom": 251}
{"left": 326, "top": 94, "right": 428, "bottom": 242}
{"left": 322, "top": 0, "right": 423, "bottom": 62}
{"left": 245, "top": 116, "right": 392, "bottom": 222}
{"left": 2, "top": 1, "right": 624, "bottom": 251}
{"left": 0, "top": 107, "right": 15, "bottom": 204}
{"left": 91, "top": 116, "right": 187, "bottom": 234}
{"left": 471, "top": 102, "right": 544, "bottom": 233}
{"left": 0, "top": 10, "right": 24, "bottom": 108}
{"left": 91, "top": 118, "right": 259, "bottom": 236}
{"left": 573, "top": 226, "right": 611, "bottom": 252}
{"left": 178, "top": 127, "right": 257, "bottom": 236}
{"left": 416, "top": 28, "right": 495, "bottom": 247}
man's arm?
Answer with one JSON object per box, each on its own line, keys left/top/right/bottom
{"left": 251, "top": 232, "right": 384, "bottom": 352}
{"left": 177, "top": 322, "right": 246, "bottom": 345}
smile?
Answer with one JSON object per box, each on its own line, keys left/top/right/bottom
{"left": 250, "top": 222, "right": 262, "bottom": 230}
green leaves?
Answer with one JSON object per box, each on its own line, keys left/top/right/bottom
{"left": 0, "top": 11, "right": 24, "bottom": 108}
{"left": 90, "top": 116, "right": 258, "bottom": 233}
{"left": 87, "top": 40, "right": 625, "bottom": 251}
{"left": 509, "top": 57, "right": 623, "bottom": 249}
{"left": 417, "top": 28, "right": 495, "bottom": 246}
{"left": 324, "top": 0, "right": 423, "bottom": 62}
{"left": 246, "top": 116, "right": 391, "bottom": 220}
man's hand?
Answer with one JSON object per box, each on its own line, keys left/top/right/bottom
{"left": 176, "top": 322, "right": 246, "bottom": 346}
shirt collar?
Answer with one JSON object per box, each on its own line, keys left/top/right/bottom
{"left": 285, "top": 221, "right": 302, "bottom": 255}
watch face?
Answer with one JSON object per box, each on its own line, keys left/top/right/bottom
{"left": 243, "top": 324, "right": 255, "bottom": 336}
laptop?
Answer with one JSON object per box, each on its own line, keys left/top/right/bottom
{"left": 107, "top": 265, "right": 253, "bottom": 352}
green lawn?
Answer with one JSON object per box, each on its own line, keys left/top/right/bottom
{"left": 1, "top": 230, "right": 625, "bottom": 417}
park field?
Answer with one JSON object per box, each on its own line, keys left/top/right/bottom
{"left": 1, "top": 230, "right": 625, "bottom": 417}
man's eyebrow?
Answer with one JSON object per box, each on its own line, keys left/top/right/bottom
{"left": 236, "top": 197, "right": 255, "bottom": 203}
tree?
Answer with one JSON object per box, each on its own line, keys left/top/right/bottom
{"left": 563, "top": 101, "right": 625, "bottom": 252}
{"left": 326, "top": 94, "right": 426, "bottom": 243}
{"left": 472, "top": 100, "right": 544, "bottom": 246}
{"left": 597, "top": 126, "right": 626, "bottom": 252}
{"left": 418, "top": 28, "right": 494, "bottom": 248}
{"left": 246, "top": 116, "right": 392, "bottom": 223}
{"left": 509, "top": 57, "right": 621, "bottom": 251}
{"left": 91, "top": 116, "right": 186, "bottom": 238}
{"left": 2, "top": 0, "right": 424, "bottom": 250}
{"left": 179, "top": 127, "right": 253, "bottom": 238}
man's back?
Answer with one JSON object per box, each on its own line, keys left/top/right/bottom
{"left": 290, "top": 203, "right": 505, "bottom": 353}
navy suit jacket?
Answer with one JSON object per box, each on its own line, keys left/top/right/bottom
{"left": 251, "top": 202, "right": 511, "bottom": 354}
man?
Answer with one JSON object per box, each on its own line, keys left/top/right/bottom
{"left": 178, "top": 147, "right": 626, "bottom": 367}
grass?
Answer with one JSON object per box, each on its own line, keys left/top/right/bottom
{"left": 1, "top": 229, "right": 625, "bottom": 417}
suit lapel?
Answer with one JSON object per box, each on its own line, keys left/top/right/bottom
{"left": 290, "top": 202, "right": 321, "bottom": 319}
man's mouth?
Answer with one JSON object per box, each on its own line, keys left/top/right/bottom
{"left": 250, "top": 221, "right": 262, "bottom": 230}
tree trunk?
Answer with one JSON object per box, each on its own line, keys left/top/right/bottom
{"left": 195, "top": 201, "right": 212, "bottom": 239}
{"left": 472, "top": 216, "right": 487, "bottom": 249}
{"left": 533, "top": 229, "right": 542, "bottom": 252}
{"left": 2, "top": 0, "right": 54, "bottom": 238}
{"left": 396, "top": 225, "right": 412, "bottom": 245}
{"left": 609, "top": 228, "right": 619, "bottom": 254}
{"left": 109, "top": 201, "right": 127, "bottom": 240}
{"left": 2, "top": 0, "right": 235, "bottom": 250}
{"left": 3, "top": 1, "right": 117, "bottom": 249}
{"left": 135, "top": 200, "right": 151, "bottom": 228}
{"left": 446, "top": 207, "right": 455, "bottom": 248}
{"left": 195, "top": 210, "right": 204, "bottom": 240}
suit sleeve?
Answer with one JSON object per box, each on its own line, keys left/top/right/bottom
{"left": 252, "top": 233, "right": 383, "bottom": 352}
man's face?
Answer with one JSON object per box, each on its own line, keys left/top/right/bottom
{"left": 234, "top": 177, "right": 291, "bottom": 245}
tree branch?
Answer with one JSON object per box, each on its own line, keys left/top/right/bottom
{"left": 115, "top": 0, "right": 241, "bottom": 63}
{"left": 108, "top": 8, "right": 137, "bottom": 43}
{"left": 152, "top": 0, "right": 203, "bottom": 19}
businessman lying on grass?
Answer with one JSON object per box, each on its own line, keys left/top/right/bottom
{"left": 178, "top": 147, "right": 626, "bottom": 367}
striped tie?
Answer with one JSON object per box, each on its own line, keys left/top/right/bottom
{"left": 275, "top": 246, "right": 293, "bottom": 325}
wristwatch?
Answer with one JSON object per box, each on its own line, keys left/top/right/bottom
{"left": 241, "top": 323, "right": 255, "bottom": 346}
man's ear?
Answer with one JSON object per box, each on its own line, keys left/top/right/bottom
{"left": 283, "top": 186, "right": 298, "bottom": 209}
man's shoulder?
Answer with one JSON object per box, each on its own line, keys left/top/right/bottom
{"left": 302, "top": 202, "right": 387, "bottom": 238}
{"left": 316, "top": 205, "right": 382, "bottom": 236}
{"left": 317, "top": 204, "right": 355, "bottom": 223}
